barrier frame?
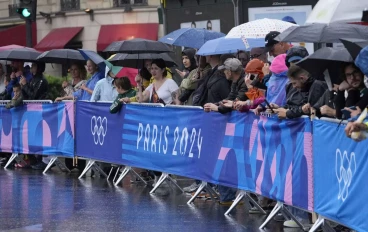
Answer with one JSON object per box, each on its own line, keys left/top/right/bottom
{"left": 2, "top": 99, "right": 361, "bottom": 231}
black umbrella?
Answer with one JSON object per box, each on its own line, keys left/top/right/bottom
{"left": 296, "top": 47, "right": 353, "bottom": 84}
{"left": 108, "top": 53, "right": 177, "bottom": 68}
{"left": 276, "top": 23, "right": 368, "bottom": 43}
{"left": 0, "top": 47, "right": 41, "bottom": 62}
{"left": 340, "top": 38, "right": 368, "bottom": 60}
{"left": 104, "top": 38, "right": 172, "bottom": 53}
{"left": 37, "top": 49, "right": 85, "bottom": 64}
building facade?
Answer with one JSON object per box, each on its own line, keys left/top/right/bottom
{"left": 163, "top": 0, "right": 318, "bottom": 34}
{"left": 0, "top": 0, "right": 162, "bottom": 76}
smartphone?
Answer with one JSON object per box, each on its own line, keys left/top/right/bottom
{"left": 264, "top": 99, "right": 275, "bottom": 114}
{"left": 341, "top": 106, "right": 357, "bottom": 119}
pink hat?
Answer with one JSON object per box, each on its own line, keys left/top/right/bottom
{"left": 270, "top": 54, "right": 288, "bottom": 74}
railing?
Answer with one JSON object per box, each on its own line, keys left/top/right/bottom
{"left": 8, "top": 4, "right": 18, "bottom": 17}
{"left": 60, "top": 0, "right": 80, "bottom": 11}
{"left": 113, "top": 0, "right": 148, "bottom": 8}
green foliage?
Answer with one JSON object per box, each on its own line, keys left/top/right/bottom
{"left": 44, "top": 75, "right": 67, "bottom": 101}
{"left": 44, "top": 74, "right": 92, "bottom": 100}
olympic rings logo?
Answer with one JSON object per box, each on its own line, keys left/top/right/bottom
{"left": 91, "top": 116, "right": 107, "bottom": 145}
{"left": 335, "top": 149, "right": 356, "bottom": 202}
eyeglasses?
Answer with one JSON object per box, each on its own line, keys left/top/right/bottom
{"left": 250, "top": 54, "right": 261, "bottom": 59}
{"left": 345, "top": 70, "right": 360, "bottom": 79}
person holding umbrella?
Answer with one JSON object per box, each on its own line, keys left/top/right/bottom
{"left": 73, "top": 60, "right": 104, "bottom": 101}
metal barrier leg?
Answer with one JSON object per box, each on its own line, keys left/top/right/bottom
{"left": 321, "top": 221, "right": 335, "bottom": 232}
{"left": 149, "top": 173, "right": 167, "bottom": 194}
{"left": 309, "top": 216, "right": 335, "bottom": 232}
{"left": 55, "top": 158, "right": 71, "bottom": 172}
{"left": 113, "top": 166, "right": 122, "bottom": 183}
{"left": 130, "top": 168, "right": 148, "bottom": 185}
{"left": 309, "top": 216, "right": 324, "bottom": 232}
{"left": 4, "top": 153, "right": 19, "bottom": 169}
{"left": 282, "top": 205, "right": 308, "bottom": 231}
{"left": 43, "top": 157, "right": 71, "bottom": 174}
{"left": 114, "top": 166, "right": 130, "bottom": 186}
{"left": 225, "top": 190, "right": 246, "bottom": 215}
{"left": 149, "top": 173, "right": 181, "bottom": 194}
{"left": 91, "top": 162, "right": 108, "bottom": 178}
{"left": 259, "top": 202, "right": 283, "bottom": 229}
{"left": 187, "top": 181, "right": 207, "bottom": 204}
{"left": 260, "top": 201, "right": 308, "bottom": 231}
{"left": 166, "top": 175, "right": 183, "bottom": 193}
{"left": 107, "top": 166, "right": 114, "bottom": 180}
{"left": 42, "top": 157, "right": 58, "bottom": 174}
{"left": 204, "top": 185, "right": 219, "bottom": 201}
{"left": 78, "top": 159, "right": 95, "bottom": 179}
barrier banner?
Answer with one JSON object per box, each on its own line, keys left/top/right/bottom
{"left": 313, "top": 120, "right": 368, "bottom": 232}
{"left": 0, "top": 102, "right": 74, "bottom": 157}
{"left": 214, "top": 113, "right": 313, "bottom": 211}
{"left": 76, "top": 102, "right": 312, "bottom": 210}
{"left": 75, "top": 101, "right": 131, "bottom": 162}
{"left": 75, "top": 101, "right": 227, "bottom": 176}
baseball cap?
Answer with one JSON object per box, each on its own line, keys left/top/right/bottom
{"left": 218, "top": 58, "right": 242, "bottom": 71}
{"left": 265, "top": 31, "right": 281, "bottom": 48}
{"left": 285, "top": 46, "right": 309, "bottom": 67}
{"left": 282, "top": 16, "right": 297, "bottom": 24}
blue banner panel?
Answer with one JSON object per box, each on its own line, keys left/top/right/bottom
{"left": 76, "top": 102, "right": 313, "bottom": 210}
{"left": 75, "top": 101, "right": 131, "bottom": 163}
{"left": 314, "top": 120, "right": 368, "bottom": 232}
{"left": 214, "top": 113, "right": 313, "bottom": 211}
{"left": 0, "top": 102, "right": 74, "bottom": 157}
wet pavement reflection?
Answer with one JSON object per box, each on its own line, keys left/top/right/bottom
{"left": 0, "top": 168, "right": 291, "bottom": 231}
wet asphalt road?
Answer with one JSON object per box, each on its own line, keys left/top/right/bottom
{"left": 0, "top": 167, "right": 297, "bottom": 232}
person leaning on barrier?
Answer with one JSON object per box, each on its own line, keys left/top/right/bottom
{"left": 204, "top": 58, "right": 248, "bottom": 113}
{"left": 272, "top": 65, "right": 327, "bottom": 119}
{"left": 345, "top": 113, "right": 368, "bottom": 141}
{"left": 73, "top": 60, "right": 104, "bottom": 101}
{"left": 19, "top": 62, "right": 49, "bottom": 100}
{"left": 203, "top": 58, "right": 246, "bottom": 206}
{"left": 5, "top": 83, "right": 23, "bottom": 109}
{"left": 55, "top": 63, "right": 87, "bottom": 102}
{"left": 110, "top": 77, "right": 136, "bottom": 114}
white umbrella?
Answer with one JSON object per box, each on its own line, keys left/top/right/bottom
{"left": 306, "top": 0, "right": 368, "bottom": 24}
{"left": 226, "top": 18, "right": 297, "bottom": 39}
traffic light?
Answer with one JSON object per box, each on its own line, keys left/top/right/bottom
{"left": 16, "top": 0, "right": 36, "bottom": 21}
{"left": 17, "top": 8, "right": 31, "bottom": 18}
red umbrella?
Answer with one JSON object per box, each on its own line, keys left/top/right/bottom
{"left": 116, "top": 67, "right": 138, "bottom": 87}
{"left": 0, "top": 45, "right": 26, "bottom": 52}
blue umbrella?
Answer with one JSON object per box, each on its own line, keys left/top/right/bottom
{"left": 159, "top": 28, "right": 225, "bottom": 49}
{"left": 78, "top": 49, "right": 105, "bottom": 65}
{"left": 78, "top": 49, "right": 108, "bottom": 75}
{"left": 196, "top": 37, "right": 265, "bottom": 56}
